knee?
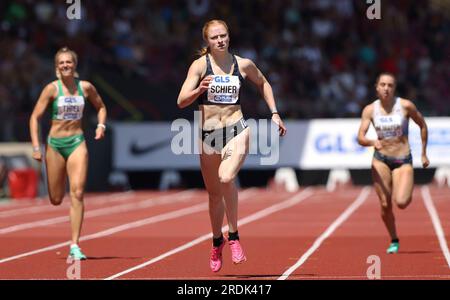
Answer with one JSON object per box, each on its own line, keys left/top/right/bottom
{"left": 70, "top": 188, "right": 84, "bottom": 202}
{"left": 397, "top": 203, "right": 408, "bottom": 210}
{"left": 219, "top": 173, "right": 235, "bottom": 185}
{"left": 396, "top": 196, "right": 411, "bottom": 210}
{"left": 49, "top": 196, "right": 64, "bottom": 206}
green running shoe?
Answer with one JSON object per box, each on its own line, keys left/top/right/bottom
{"left": 386, "top": 242, "right": 399, "bottom": 254}
{"left": 69, "top": 245, "right": 87, "bottom": 260}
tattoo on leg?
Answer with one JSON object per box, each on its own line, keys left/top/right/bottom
{"left": 222, "top": 149, "right": 232, "bottom": 161}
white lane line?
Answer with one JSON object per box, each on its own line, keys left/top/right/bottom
{"left": 421, "top": 186, "right": 450, "bottom": 269}
{"left": 0, "top": 194, "right": 127, "bottom": 211}
{"left": 277, "top": 186, "right": 371, "bottom": 280}
{"left": 0, "top": 189, "right": 256, "bottom": 265}
{"left": 0, "top": 190, "right": 198, "bottom": 234}
{"left": 81, "top": 189, "right": 256, "bottom": 241}
{"left": 0, "top": 198, "right": 46, "bottom": 209}
{"left": 0, "top": 191, "right": 136, "bottom": 218}
{"left": 104, "top": 188, "right": 314, "bottom": 280}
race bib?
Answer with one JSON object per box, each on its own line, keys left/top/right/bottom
{"left": 56, "top": 96, "right": 85, "bottom": 120}
{"left": 207, "top": 75, "right": 240, "bottom": 104}
{"left": 374, "top": 115, "right": 402, "bottom": 139}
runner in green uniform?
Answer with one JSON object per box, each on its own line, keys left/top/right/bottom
{"left": 29, "top": 47, "right": 107, "bottom": 260}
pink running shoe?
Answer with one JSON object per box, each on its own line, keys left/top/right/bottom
{"left": 229, "top": 240, "right": 247, "bottom": 264}
{"left": 210, "top": 240, "right": 225, "bottom": 272}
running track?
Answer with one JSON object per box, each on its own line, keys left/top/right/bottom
{"left": 0, "top": 185, "right": 448, "bottom": 280}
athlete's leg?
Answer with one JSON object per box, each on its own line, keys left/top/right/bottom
{"left": 392, "top": 164, "right": 414, "bottom": 209}
{"left": 219, "top": 127, "right": 250, "bottom": 233}
{"left": 372, "top": 158, "right": 398, "bottom": 240}
{"left": 201, "top": 143, "right": 228, "bottom": 272}
{"left": 45, "top": 145, "right": 67, "bottom": 205}
{"left": 200, "top": 145, "right": 224, "bottom": 239}
{"left": 66, "top": 142, "right": 88, "bottom": 245}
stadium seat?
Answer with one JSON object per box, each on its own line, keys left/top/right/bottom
{"left": 274, "top": 167, "right": 299, "bottom": 192}
{"left": 326, "top": 169, "right": 351, "bottom": 192}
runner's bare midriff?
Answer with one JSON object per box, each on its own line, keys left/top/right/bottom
{"left": 200, "top": 104, "right": 243, "bottom": 130}
{"left": 49, "top": 120, "right": 83, "bottom": 138}
{"left": 378, "top": 136, "right": 411, "bottom": 157}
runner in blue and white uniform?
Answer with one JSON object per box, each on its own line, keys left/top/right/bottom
{"left": 357, "top": 72, "right": 429, "bottom": 254}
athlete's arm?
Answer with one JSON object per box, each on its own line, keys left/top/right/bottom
{"left": 177, "top": 59, "right": 212, "bottom": 109}
{"left": 404, "top": 99, "right": 429, "bottom": 168}
{"left": 29, "top": 83, "right": 55, "bottom": 161}
{"left": 357, "top": 104, "right": 381, "bottom": 150}
{"left": 84, "top": 81, "right": 107, "bottom": 140}
{"left": 240, "top": 58, "right": 286, "bottom": 136}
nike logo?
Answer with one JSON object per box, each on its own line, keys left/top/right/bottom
{"left": 129, "top": 138, "right": 173, "bottom": 156}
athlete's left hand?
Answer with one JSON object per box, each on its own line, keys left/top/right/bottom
{"left": 272, "top": 113, "right": 287, "bottom": 136}
{"left": 422, "top": 154, "right": 430, "bottom": 168}
{"left": 95, "top": 126, "right": 105, "bottom": 140}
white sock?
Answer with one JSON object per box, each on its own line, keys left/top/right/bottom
{"left": 70, "top": 244, "right": 79, "bottom": 249}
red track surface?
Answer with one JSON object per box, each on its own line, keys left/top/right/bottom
{"left": 0, "top": 185, "right": 448, "bottom": 280}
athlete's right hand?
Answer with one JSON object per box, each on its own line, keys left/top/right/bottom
{"left": 32, "top": 150, "right": 42, "bottom": 162}
{"left": 422, "top": 154, "right": 430, "bottom": 168}
{"left": 197, "top": 75, "right": 213, "bottom": 94}
{"left": 373, "top": 140, "right": 382, "bottom": 150}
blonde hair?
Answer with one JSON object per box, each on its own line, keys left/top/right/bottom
{"left": 54, "top": 47, "right": 79, "bottom": 79}
{"left": 198, "top": 19, "right": 229, "bottom": 56}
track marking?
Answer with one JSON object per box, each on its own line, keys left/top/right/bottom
{"left": 278, "top": 186, "right": 371, "bottom": 280}
{"left": 0, "top": 191, "right": 135, "bottom": 218}
{"left": 0, "top": 190, "right": 197, "bottom": 234}
{"left": 421, "top": 186, "right": 450, "bottom": 269}
{"left": 104, "top": 188, "right": 314, "bottom": 280}
{"left": 0, "top": 198, "right": 46, "bottom": 209}
{"left": 0, "top": 189, "right": 256, "bottom": 265}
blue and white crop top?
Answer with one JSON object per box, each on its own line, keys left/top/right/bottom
{"left": 372, "top": 97, "right": 409, "bottom": 140}
{"left": 198, "top": 54, "right": 245, "bottom": 105}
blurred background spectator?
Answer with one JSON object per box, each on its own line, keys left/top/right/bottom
{"left": 1, "top": 0, "right": 449, "bottom": 141}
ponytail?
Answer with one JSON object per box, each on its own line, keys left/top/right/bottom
{"left": 198, "top": 46, "right": 209, "bottom": 57}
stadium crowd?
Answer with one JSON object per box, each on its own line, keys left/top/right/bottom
{"left": 1, "top": 0, "right": 449, "bottom": 141}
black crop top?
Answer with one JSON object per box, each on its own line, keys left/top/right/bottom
{"left": 198, "top": 54, "right": 245, "bottom": 105}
